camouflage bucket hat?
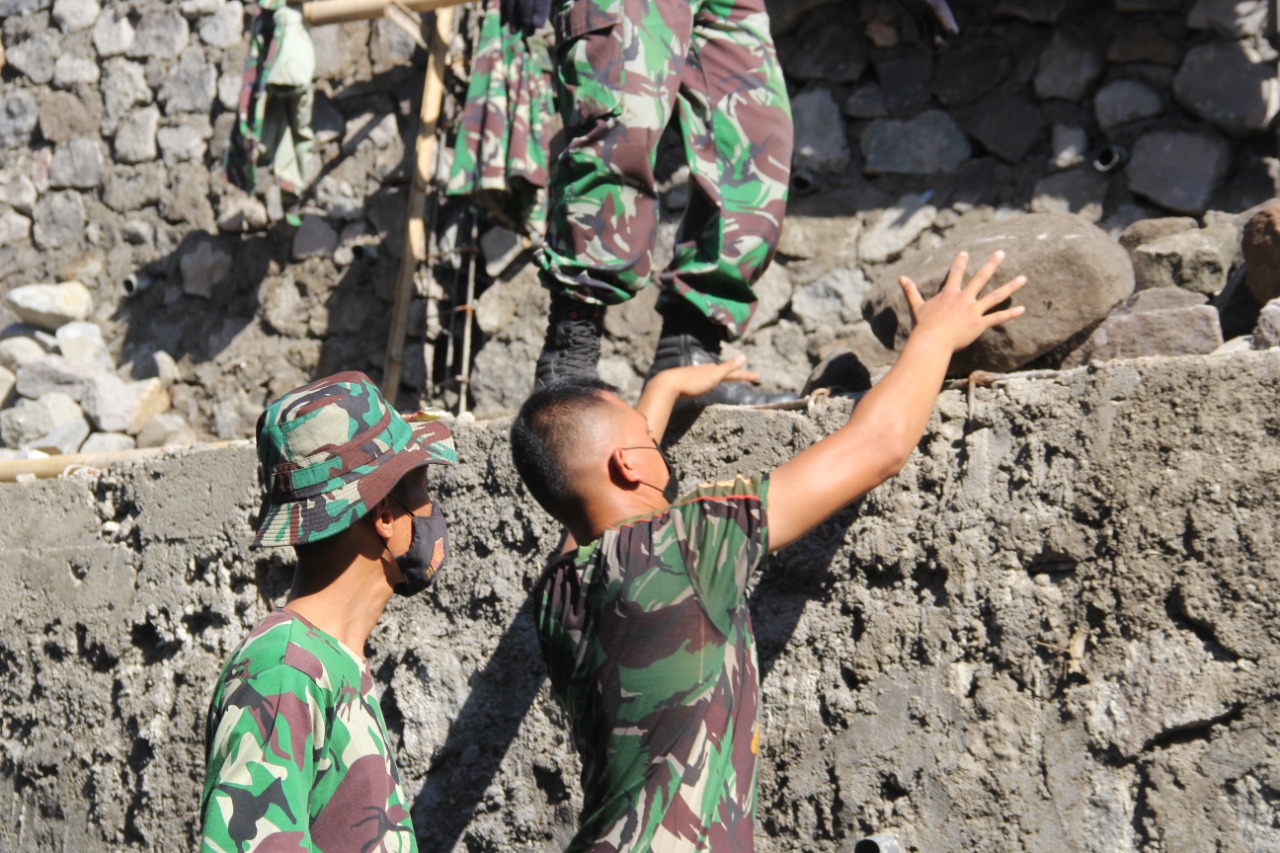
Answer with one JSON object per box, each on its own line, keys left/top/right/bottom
{"left": 252, "top": 371, "right": 457, "bottom": 548}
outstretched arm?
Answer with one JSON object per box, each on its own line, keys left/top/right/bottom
{"left": 766, "top": 251, "right": 1025, "bottom": 552}
{"left": 636, "top": 356, "right": 759, "bottom": 443}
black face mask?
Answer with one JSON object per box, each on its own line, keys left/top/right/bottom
{"left": 621, "top": 444, "right": 679, "bottom": 504}
{"left": 386, "top": 497, "right": 449, "bottom": 597}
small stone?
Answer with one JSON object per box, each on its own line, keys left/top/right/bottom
{"left": 93, "top": 7, "right": 135, "bottom": 57}
{"left": 1242, "top": 205, "right": 1280, "bottom": 304}
{"left": 961, "top": 86, "right": 1043, "bottom": 163}
{"left": 32, "top": 191, "right": 86, "bottom": 250}
{"left": 0, "top": 89, "right": 39, "bottom": 148}
{"left": 747, "top": 261, "right": 793, "bottom": 335}
{"left": 1253, "top": 299, "right": 1280, "bottom": 348}
{"left": 157, "top": 122, "right": 208, "bottom": 164}
{"left": 52, "top": 54, "right": 100, "bottom": 87}
{"left": 14, "top": 353, "right": 104, "bottom": 401}
{"left": 0, "top": 210, "right": 32, "bottom": 245}
{"left": 103, "top": 164, "right": 165, "bottom": 213}
{"left": 82, "top": 374, "right": 169, "bottom": 433}
{"left": 792, "top": 267, "right": 869, "bottom": 332}
{"left": 6, "top": 32, "right": 56, "bottom": 85}
{"left": 50, "top": 139, "right": 103, "bottom": 189}
{"left": 0, "top": 335, "right": 47, "bottom": 371}
{"left": 136, "top": 412, "right": 197, "bottom": 448}
{"left": 217, "top": 195, "right": 269, "bottom": 233}
{"left": 52, "top": 0, "right": 99, "bottom": 31}
{"left": 179, "top": 236, "right": 233, "bottom": 299}
{"left": 81, "top": 432, "right": 137, "bottom": 453}
{"left": 1061, "top": 305, "right": 1224, "bottom": 367}
{"left": 1132, "top": 228, "right": 1236, "bottom": 294}
{"left": 1051, "top": 125, "right": 1088, "bottom": 170}
{"left": 217, "top": 70, "right": 241, "bottom": 111}
{"left": 1035, "top": 29, "right": 1105, "bottom": 101}
{"left": 933, "top": 42, "right": 1009, "bottom": 106}
{"left": 480, "top": 226, "right": 524, "bottom": 277}
{"left": 1031, "top": 168, "right": 1110, "bottom": 223}
{"left": 843, "top": 84, "right": 887, "bottom": 119}
{"left": 1188, "top": 0, "right": 1269, "bottom": 39}
{"left": 114, "top": 105, "right": 160, "bottom": 164}
{"left": 38, "top": 90, "right": 103, "bottom": 144}
{"left": 0, "top": 391, "right": 84, "bottom": 448}
{"left": 1174, "top": 40, "right": 1280, "bottom": 135}
{"left": 0, "top": 365, "right": 15, "bottom": 406}
{"left": 862, "top": 110, "right": 969, "bottom": 175}
{"left": 180, "top": 0, "right": 224, "bottom": 14}
{"left": 29, "top": 416, "right": 90, "bottom": 455}
{"left": 292, "top": 216, "right": 338, "bottom": 261}
{"left": 1095, "top": 79, "right": 1164, "bottom": 131}
{"left": 876, "top": 54, "right": 932, "bottom": 115}
{"left": 158, "top": 48, "right": 215, "bottom": 114}
{"left": 128, "top": 9, "right": 189, "bottom": 59}
{"left": 1107, "top": 22, "right": 1183, "bottom": 65}
{"left": 859, "top": 193, "right": 937, "bottom": 263}
{"left": 1127, "top": 130, "right": 1231, "bottom": 215}
{"left": 101, "top": 59, "right": 151, "bottom": 134}
{"left": 369, "top": 15, "right": 418, "bottom": 73}
{"left": 792, "top": 87, "right": 851, "bottom": 174}
{"left": 54, "top": 321, "right": 114, "bottom": 370}
{"left": 1211, "top": 336, "right": 1254, "bottom": 355}
{"left": 199, "top": 1, "right": 243, "bottom": 48}
{"left": 1119, "top": 217, "right": 1200, "bottom": 254}
{"left": 0, "top": 169, "right": 37, "bottom": 213}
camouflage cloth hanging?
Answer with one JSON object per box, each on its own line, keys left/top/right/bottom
{"left": 446, "top": 0, "right": 556, "bottom": 234}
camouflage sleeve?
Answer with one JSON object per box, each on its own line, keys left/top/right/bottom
{"left": 200, "top": 663, "right": 324, "bottom": 852}
{"left": 672, "top": 473, "right": 770, "bottom": 619}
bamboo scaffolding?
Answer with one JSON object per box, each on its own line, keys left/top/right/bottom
{"left": 380, "top": 3, "right": 457, "bottom": 397}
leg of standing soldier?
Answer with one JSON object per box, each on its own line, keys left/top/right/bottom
{"left": 657, "top": 0, "right": 792, "bottom": 341}
{"left": 534, "top": 0, "right": 694, "bottom": 387}
{"left": 645, "top": 0, "right": 796, "bottom": 406}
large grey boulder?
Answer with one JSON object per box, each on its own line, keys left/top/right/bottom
{"left": 792, "top": 87, "right": 851, "bottom": 174}
{"left": 14, "top": 354, "right": 105, "bottom": 401}
{"left": 0, "top": 335, "right": 47, "bottom": 371}
{"left": 32, "top": 190, "right": 86, "bottom": 249}
{"left": 1173, "top": 39, "right": 1280, "bottom": 135}
{"left": 1126, "top": 130, "right": 1231, "bottom": 215}
{"left": 1034, "top": 29, "right": 1105, "bottom": 100}
{"left": 127, "top": 9, "right": 188, "bottom": 59}
{"left": 863, "top": 214, "right": 1135, "bottom": 374}
{"left": 1118, "top": 217, "right": 1198, "bottom": 254}
{"left": 5, "top": 282, "right": 93, "bottom": 331}
{"left": 1188, "top": 0, "right": 1269, "bottom": 38}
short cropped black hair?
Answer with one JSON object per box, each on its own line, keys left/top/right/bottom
{"left": 510, "top": 378, "right": 619, "bottom": 522}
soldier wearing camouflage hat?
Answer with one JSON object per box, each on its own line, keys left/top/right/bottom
{"left": 510, "top": 250, "right": 1022, "bottom": 850}
{"left": 199, "top": 371, "right": 457, "bottom": 852}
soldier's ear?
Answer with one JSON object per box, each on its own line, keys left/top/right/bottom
{"left": 610, "top": 448, "right": 643, "bottom": 487}
{"left": 370, "top": 498, "right": 396, "bottom": 542}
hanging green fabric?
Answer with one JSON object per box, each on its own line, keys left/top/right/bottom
{"left": 225, "top": 0, "right": 316, "bottom": 225}
{"left": 446, "top": 1, "right": 556, "bottom": 234}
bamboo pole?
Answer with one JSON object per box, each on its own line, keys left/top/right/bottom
{"left": 381, "top": 3, "right": 454, "bottom": 398}
{"left": 0, "top": 441, "right": 247, "bottom": 483}
{"left": 302, "top": 0, "right": 469, "bottom": 27}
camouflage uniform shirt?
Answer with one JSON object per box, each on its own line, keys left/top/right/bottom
{"left": 200, "top": 610, "right": 418, "bottom": 852}
{"left": 535, "top": 473, "right": 770, "bottom": 851}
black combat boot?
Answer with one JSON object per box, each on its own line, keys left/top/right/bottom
{"left": 534, "top": 294, "right": 605, "bottom": 389}
{"left": 646, "top": 305, "right": 797, "bottom": 407}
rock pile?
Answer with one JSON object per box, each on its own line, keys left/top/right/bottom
{"left": 0, "top": 281, "right": 194, "bottom": 461}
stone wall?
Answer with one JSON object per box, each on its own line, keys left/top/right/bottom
{"left": 2, "top": 350, "right": 1279, "bottom": 851}
{"left": 2, "top": 0, "right": 1278, "bottom": 432}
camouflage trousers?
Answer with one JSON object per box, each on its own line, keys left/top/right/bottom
{"left": 537, "top": 0, "right": 793, "bottom": 339}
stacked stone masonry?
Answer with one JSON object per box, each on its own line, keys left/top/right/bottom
{"left": 0, "top": 0, "right": 1278, "bottom": 431}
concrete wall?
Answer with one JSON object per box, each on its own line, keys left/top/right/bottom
{"left": 2, "top": 350, "right": 1279, "bottom": 852}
